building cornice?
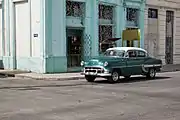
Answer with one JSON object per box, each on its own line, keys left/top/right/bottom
{"left": 147, "top": 4, "right": 180, "bottom": 11}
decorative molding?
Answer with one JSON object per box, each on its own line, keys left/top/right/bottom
{"left": 13, "top": 0, "right": 28, "bottom": 3}
{"left": 147, "top": 4, "right": 180, "bottom": 11}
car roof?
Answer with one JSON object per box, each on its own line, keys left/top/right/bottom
{"left": 106, "top": 47, "right": 147, "bottom": 53}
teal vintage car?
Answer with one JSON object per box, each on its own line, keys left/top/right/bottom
{"left": 80, "top": 47, "right": 162, "bottom": 83}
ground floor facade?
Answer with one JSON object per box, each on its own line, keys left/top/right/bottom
{"left": 0, "top": 0, "right": 145, "bottom": 73}
{"left": 144, "top": 0, "right": 180, "bottom": 65}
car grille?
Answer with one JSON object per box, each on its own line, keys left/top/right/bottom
{"left": 85, "top": 67, "right": 104, "bottom": 73}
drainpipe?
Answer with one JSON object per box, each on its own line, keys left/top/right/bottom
{"left": 2, "top": 0, "right": 5, "bottom": 56}
{"left": 29, "top": 0, "right": 32, "bottom": 57}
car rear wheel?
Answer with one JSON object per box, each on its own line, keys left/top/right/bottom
{"left": 85, "top": 75, "right": 96, "bottom": 82}
{"left": 108, "top": 70, "right": 120, "bottom": 83}
{"left": 146, "top": 68, "right": 156, "bottom": 79}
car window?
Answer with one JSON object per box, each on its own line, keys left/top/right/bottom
{"left": 127, "top": 50, "right": 137, "bottom": 58}
{"left": 104, "top": 50, "right": 125, "bottom": 57}
{"left": 136, "top": 50, "right": 147, "bottom": 57}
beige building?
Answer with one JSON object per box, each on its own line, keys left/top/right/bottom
{"left": 144, "top": 0, "right": 180, "bottom": 65}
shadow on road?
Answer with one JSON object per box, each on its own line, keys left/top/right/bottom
{"left": 0, "top": 74, "right": 10, "bottom": 78}
{"left": 0, "top": 76, "right": 171, "bottom": 90}
{"left": 0, "top": 83, "right": 96, "bottom": 90}
{"left": 95, "top": 76, "right": 171, "bottom": 84}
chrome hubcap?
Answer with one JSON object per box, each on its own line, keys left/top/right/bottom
{"left": 112, "top": 72, "right": 119, "bottom": 81}
{"left": 150, "top": 69, "right": 155, "bottom": 77}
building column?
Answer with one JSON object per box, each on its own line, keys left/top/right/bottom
{"left": 139, "top": 2, "right": 145, "bottom": 48}
{"left": 115, "top": 0, "right": 124, "bottom": 47}
{"left": 42, "top": 0, "right": 67, "bottom": 73}
{"left": 84, "top": 0, "right": 99, "bottom": 61}
{"left": 4, "top": 0, "right": 10, "bottom": 57}
{"left": 9, "top": 0, "right": 16, "bottom": 69}
{"left": 2, "top": 0, "right": 11, "bottom": 69}
{"left": 40, "top": 0, "right": 47, "bottom": 73}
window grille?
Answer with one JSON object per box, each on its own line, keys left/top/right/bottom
{"left": 99, "top": 4, "right": 114, "bottom": 53}
{"left": 66, "top": 1, "right": 84, "bottom": 17}
{"left": 148, "top": 8, "right": 158, "bottom": 19}
{"left": 126, "top": 8, "right": 138, "bottom": 22}
{"left": 99, "top": 4, "right": 113, "bottom": 20}
{"left": 99, "top": 25, "right": 113, "bottom": 52}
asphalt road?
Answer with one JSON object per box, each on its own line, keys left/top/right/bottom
{"left": 0, "top": 72, "right": 180, "bottom": 120}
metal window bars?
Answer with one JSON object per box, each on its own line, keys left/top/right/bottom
{"left": 66, "top": 1, "right": 84, "bottom": 17}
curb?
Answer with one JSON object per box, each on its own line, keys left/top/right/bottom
{"left": 0, "top": 69, "right": 180, "bottom": 81}
{"left": 0, "top": 73, "right": 15, "bottom": 77}
{"left": 15, "top": 74, "right": 85, "bottom": 81}
{"left": 15, "top": 70, "right": 180, "bottom": 81}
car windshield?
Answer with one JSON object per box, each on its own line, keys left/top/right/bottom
{"left": 104, "top": 50, "right": 125, "bottom": 57}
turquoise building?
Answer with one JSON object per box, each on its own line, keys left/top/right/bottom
{"left": 0, "top": 0, "right": 145, "bottom": 73}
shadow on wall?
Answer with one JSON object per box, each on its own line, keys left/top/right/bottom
{"left": 0, "top": 60, "right": 4, "bottom": 69}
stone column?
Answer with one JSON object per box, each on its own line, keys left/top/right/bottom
{"left": 9, "top": 0, "right": 16, "bottom": 69}
{"left": 84, "top": 0, "right": 99, "bottom": 61}
{"left": 2, "top": 0, "right": 11, "bottom": 69}
{"left": 115, "top": 0, "right": 124, "bottom": 47}
{"left": 139, "top": 1, "right": 145, "bottom": 48}
{"left": 44, "top": 0, "right": 67, "bottom": 73}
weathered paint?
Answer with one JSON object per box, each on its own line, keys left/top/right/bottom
{"left": 0, "top": 0, "right": 43, "bottom": 73}
{"left": 0, "top": 0, "right": 146, "bottom": 73}
{"left": 144, "top": 0, "right": 180, "bottom": 64}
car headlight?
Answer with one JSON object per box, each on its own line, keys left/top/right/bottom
{"left": 80, "top": 61, "right": 85, "bottom": 66}
{"left": 104, "top": 61, "right": 108, "bottom": 67}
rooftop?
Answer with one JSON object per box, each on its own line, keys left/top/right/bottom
{"left": 107, "top": 47, "right": 147, "bottom": 52}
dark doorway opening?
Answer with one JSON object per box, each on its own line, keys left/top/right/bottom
{"left": 67, "top": 29, "right": 83, "bottom": 71}
{"left": 165, "top": 10, "right": 174, "bottom": 64}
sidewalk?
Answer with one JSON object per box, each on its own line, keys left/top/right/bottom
{"left": 0, "top": 69, "right": 84, "bottom": 81}
{"left": 15, "top": 72, "right": 84, "bottom": 81}
{"left": 0, "top": 64, "right": 180, "bottom": 81}
{"left": 161, "top": 64, "right": 180, "bottom": 72}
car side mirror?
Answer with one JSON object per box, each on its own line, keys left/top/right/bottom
{"left": 125, "top": 55, "right": 129, "bottom": 58}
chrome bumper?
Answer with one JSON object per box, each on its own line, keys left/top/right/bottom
{"left": 80, "top": 67, "right": 111, "bottom": 77}
{"left": 81, "top": 72, "right": 111, "bottom": 77}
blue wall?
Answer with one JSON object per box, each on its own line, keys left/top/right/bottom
{"left": 43, "top": 0, "right": 146, "bottom": 73}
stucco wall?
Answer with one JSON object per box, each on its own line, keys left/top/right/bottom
{"left": 145, "top": 0, "right": 180, "bottom": 64}
{"left": 0, "top": 5, "right": 2, "bottom": 57}
{"left": 14, "top": 0, "right": 41, "bottom": 57}
{"left": 14, "top": 0, "right": 43, "bottom": 72}
{"left": 15, "top": 2, "right": 30, "bottom": 57}
{"left": 45, "top": 0, "right": 145, "bottom": 73}
{"left": 174, "top": 10, "right": 180, "bottom": 64}
{"left": 0, "top": 0, "right": 145, "bottom": 73}
{"left": 0, "top": 0, "right": 44, "bottom": 73}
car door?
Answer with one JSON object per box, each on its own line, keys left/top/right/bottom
{"left": 126, "top": 50, "right": 145, "bottom": 75}
{"left": 135, "top": 50, "right": 148, "bottom": 74}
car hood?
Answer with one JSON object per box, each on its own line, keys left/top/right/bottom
{"left": 86, "top": 56, "right": 123, "bottom": 66}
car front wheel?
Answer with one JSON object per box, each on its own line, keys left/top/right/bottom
{"left": 108, "top": 70, "right": 120, "bottom": 83}
{"left": 85, "top": 75, "right": 96, "bottom": 82}
{"left": 146, "top": 68, "right": 156, "bottom": 79}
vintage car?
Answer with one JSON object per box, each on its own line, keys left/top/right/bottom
{"left": 80, "top": 47, "right": 162, "bottom": 83}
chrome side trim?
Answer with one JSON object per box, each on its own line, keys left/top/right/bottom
{"left": 142, "top": 64, "right": 162, "bottom": 73}
{"left": 143, "top": 64, "right": 162, "bottom": 68}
